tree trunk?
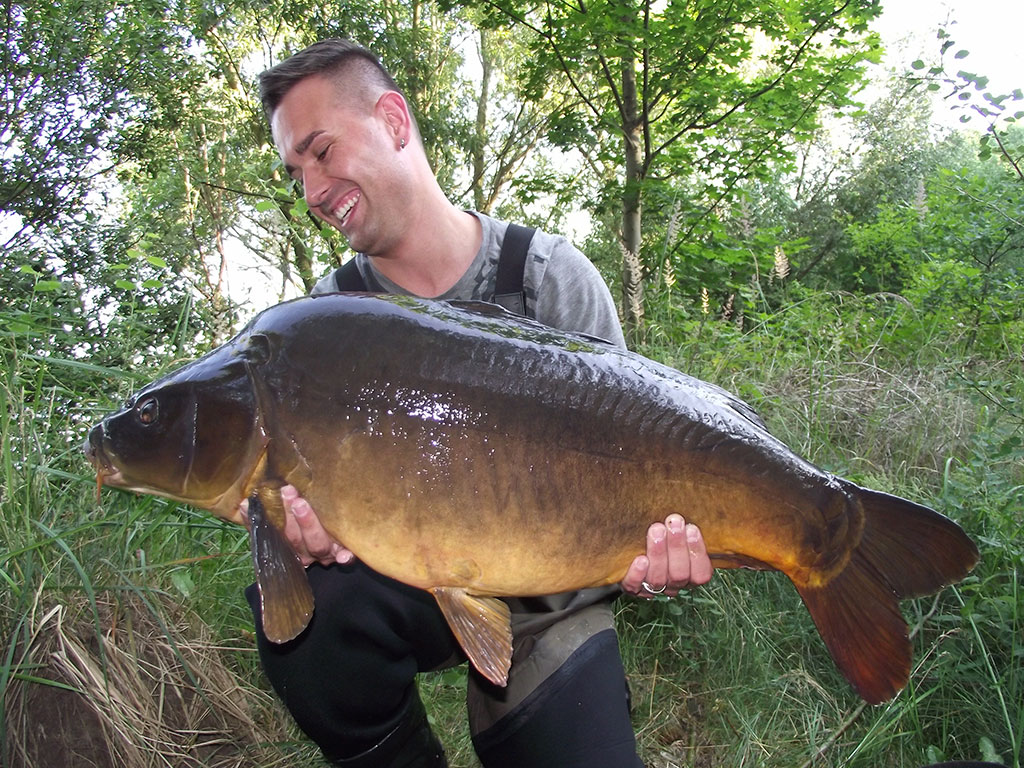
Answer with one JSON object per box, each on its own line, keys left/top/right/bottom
{"left": 472, "top": 29, "right": 493, "bottom": 213}
{"left": 620, "top": 55, "right": 644, "bottom": 346}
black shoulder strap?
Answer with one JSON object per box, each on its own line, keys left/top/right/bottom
{"left": 332, "top": 259, "right": 368, "bottom": 292}
{"left": 493, "top": 223, "right": 535, "bottom": 317}
{"left": 330, "top": 225, "right": 535, "bottom": 315}
{"left": 332, "top": 258, "right": 387, "bottom": 292}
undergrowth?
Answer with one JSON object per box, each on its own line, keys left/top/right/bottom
{"left": 2, "top": 289, "right": 1020, "bottom": 767}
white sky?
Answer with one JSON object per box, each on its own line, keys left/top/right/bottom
{"left": 873, "top": 0, "right": 1024, "bottom": 128}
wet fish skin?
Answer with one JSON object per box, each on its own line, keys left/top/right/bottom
{"left": 85, "top": 293, "right": 979, "bottom": 701}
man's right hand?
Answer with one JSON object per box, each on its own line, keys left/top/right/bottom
{"left": 279, "top": 485, "right": 354, "bottom": 567}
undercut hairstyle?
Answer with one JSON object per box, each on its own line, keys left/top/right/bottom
{"left": 259, "top": 39, "right": 406, "bottom": 121}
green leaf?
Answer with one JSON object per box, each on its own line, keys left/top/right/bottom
{"left": 255, "top": 199, "right": 277, "bottom": 212}
{"left": 979, "top": 736, "right": 1002, "bottom": 764}
{"left": 911, "top": 59, "right": 925, "bottom": 70}
{"left": 145, "top": 255, "right": 167, "bottom": 268}
{"left": 115, "top": 279, "right": 137, "bottom": 291}
{"left": 170, "top": 569, "right": 195, "bottom": 598}
{"left": 954, "top": 49, "right": 969, "bottom": 60}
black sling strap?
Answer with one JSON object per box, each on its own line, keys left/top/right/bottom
{"left": 330, "top": 222, "right": 536, "bottom": 317}
{"left": 492, "top": 223, "right": 535, "bottom": 317}
{"left": 332, "top": 258, "right": 383, "bottom": 292}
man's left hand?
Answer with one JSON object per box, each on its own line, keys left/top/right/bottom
{"left": 621, "top": 514, "right": 713, "bottom": 597}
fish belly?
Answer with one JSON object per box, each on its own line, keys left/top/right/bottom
{"left": 299, "top": 409, "right": 833, "bottom": 597}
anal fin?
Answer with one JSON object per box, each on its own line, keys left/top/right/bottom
{"left": 710, "top": 552, "right": 773, "bottom": 570}
{"left": 248, "top": 492, "right": 314, "bottom": 643}
{"left": 431, "top": 587, "right": 512, "bottom": 687}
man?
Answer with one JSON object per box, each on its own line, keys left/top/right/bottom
{"left": 251, "top": 38, "right": 713, "bottom": 767}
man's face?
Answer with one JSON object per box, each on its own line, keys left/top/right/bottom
{"left": 271, "top": 75, "right": 403, "bottom": 255}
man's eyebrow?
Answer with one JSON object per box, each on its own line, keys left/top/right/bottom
{"left": 295, "top": 130, "right": 325, "bottom": 156}
{"left": 284, "top": 130, "right": 326, "bottom": 178}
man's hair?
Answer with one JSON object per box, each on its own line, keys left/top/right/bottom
{"left": 258, "top": 39, "right": 405, "bottom": 120}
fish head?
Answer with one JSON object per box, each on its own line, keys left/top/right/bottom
{"left": 85, "top": 333, "right": 273, "bottom": 518}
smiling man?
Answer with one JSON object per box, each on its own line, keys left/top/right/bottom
{"left": 251, "top": 38, "right": 713, "bottom": 768}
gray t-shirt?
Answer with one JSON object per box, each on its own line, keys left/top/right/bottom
{"left": 312, "top": 211, "right": 627, "bottom": 349}
{"left": 312, "top": 211, "right": 624, "bottom": 659}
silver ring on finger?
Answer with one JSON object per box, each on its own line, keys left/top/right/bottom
{"left": 641, "top": 581, "right": 666, "bottom": 594}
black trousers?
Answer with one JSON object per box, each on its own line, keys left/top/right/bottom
{"left": 246, "top": 562, "right": 642, "bottom": 767}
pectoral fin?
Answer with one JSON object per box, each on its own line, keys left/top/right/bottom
{"left": 248, "top": 492, "right": 314, "bottom": 643}
{"left": 430, "top": 587, "right": 513, "bottom": 687}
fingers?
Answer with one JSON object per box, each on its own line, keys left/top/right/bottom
{"left": 281, "top": 485, "right": 354, "bottom": 567}
{"left": 621, "top": 554, "right": 651, "bottom": 595}
{"left": 664, "top": 514, "right": 691, "bottom": 592}
{"left": 645, "top": 521, "right": 671, "bottom": 592}
{"left": 622, "top": 515, "right": 714, "bottom": 598}
{"left": 685, "top": 521, "right": 713, "bottom": 587}
{"left": 231, "top": 497, "right": 250, "bottom": 529}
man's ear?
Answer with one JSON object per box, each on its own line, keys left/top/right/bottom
{"left": 376, "top": 91, "right": 412, "bottom": 146}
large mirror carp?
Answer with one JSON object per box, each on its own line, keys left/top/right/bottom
{"left": 85, "top": 293, "right": 978, "bottom": 703}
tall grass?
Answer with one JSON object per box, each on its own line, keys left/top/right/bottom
{"left": 2, "top": 290, "right": 1020, "bottom": 767}
{"left": 0, "top": 319, "right": 315, "bottom": 767}
{"left": 630, "top": 292, "right": 1022, "bottom": 768}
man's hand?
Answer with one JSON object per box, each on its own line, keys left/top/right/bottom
{"left": 239, "top": 486, "right": 354, "bottom": 567}
{"left": 279, "top": 485, "right": 355, "bottom": 566}
{"left": 621, "top": 514, "right": 713, "bottom": 597}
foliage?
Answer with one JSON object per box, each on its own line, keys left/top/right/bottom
{"left": 1, "top": 0, "right": 199, "bottom": 237}
{"left": 632, "top": 292, "right": 1022, "bottom": 768}
{"left": 443, "top": 0, "right": 883, "bottom": 341}
{"left": 0, "top": 299, "right": 313, "bottom": 767}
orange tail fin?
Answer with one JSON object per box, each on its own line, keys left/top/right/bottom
{"left": 796, "top": 484, "right": 979, "bottom": 704}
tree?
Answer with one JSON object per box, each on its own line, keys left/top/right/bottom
{"left": 1, "top": 0, "right": 200, "bottom": 246}
{"left": 447, "top": 0, "right": 882, "bottom": 343}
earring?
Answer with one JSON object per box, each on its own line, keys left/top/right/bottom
{"left": 399, "top": 138, "right": 406, "bottom": 149}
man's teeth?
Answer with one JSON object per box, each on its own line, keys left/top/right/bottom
{"left": 334, "top": 195, "right": 359, "bottom": 225}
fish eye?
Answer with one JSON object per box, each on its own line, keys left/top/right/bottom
{"left": 136, "top": 397, "right": 159, "bottom": 425}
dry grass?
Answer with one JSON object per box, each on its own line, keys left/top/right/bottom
{"left": 759, "top": 357, "right": 977, "bottom": 478}
{"left": 3, "top": 590, "right": 311, "bottom": 768}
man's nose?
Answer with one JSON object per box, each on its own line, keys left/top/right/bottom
{"left": 302, "top": 167, "right": 330, "bottom": 211}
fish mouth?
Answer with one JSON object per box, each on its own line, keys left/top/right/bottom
{"left": 83, "top": 429, "right": 125, "bottom": 492}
